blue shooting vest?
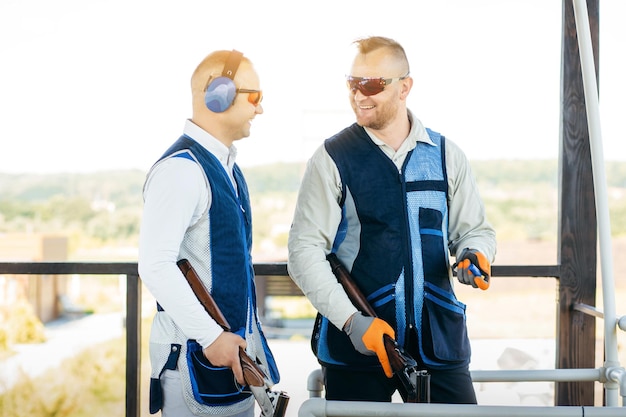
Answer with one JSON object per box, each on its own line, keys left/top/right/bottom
{"left": 312, "top": 123, "right": 471, "bottom": 371}
{"left": 149, "top": 136, "right": 279, "bottom": 412}
{"left": 161, "top": 135, "right": 253, "bottom": 331}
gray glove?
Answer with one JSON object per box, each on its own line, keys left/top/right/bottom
{"left": 344, "top": 312, "right": 376, "bottom": 356}
{"left": 344, "top": 312, "right": 396, "bottom": 378}
{"left": 454, "top": 248, "right": 491, "bottom": 290}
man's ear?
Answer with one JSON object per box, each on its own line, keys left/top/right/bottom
{"left": 400, "top": 77, "right": 413, "bottom": 100}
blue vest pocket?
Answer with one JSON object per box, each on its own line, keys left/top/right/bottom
{"left": 419, "top": 207, "right": 451, "bottom": 291}
{"left": 421, "top": 283, "right": 470, "bottom": 366}
{"left": 311, "top": 313, "right": 380, "bottom": 369}
{"left": 186, "top": 339, "right": 251, "bottom": 405}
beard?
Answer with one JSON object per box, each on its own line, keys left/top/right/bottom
{"left": 352, "top": 96, "right": 400, "bottom": 131}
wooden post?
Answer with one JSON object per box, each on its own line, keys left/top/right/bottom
{"left": 126, "top": 273, "right": 141, "bottom": 417}
{"left": 556, "top": 0, "right": 599, "bottom": 406}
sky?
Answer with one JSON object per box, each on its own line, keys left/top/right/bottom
{"left": 0, "top": 0, "right": 624, "bottom": 174}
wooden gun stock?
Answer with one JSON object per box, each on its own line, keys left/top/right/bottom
{"left": 327, "top": 253, "right": 411, "bottom": 367}
{"left": 328, "top": 254, "right": 377, "bottom": 317}
{"left": 178, "top": 259, "right": 230, "bottom": 330}
{"left": 177, "top": 259, "right": 266, "bottom": 386}
{"left": 177, "top": 259, "right": 289, "bottom": 417}
{"left": 327, "top": 254, "right": 403, "bottom": 365}
{"left": 327, "top": 253, "right": 430, "bottom": 403}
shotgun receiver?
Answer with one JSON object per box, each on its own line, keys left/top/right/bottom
{"left": 177, "top": 258, "right": 289, "bottom": 417}
{"left": 326, "top": 253, "right": 430, "bottom": 403}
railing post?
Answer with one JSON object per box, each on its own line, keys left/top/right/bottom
{"left": 126, "top": 273, "right": 142, "bottom": 417}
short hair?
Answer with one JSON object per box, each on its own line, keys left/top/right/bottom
{"left": 353, "top": 36, "right": 410, "bottom": 74}
{"left": 190, "top": 50, "right": 251, "bottom": 93}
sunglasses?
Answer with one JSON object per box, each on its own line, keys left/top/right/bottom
{"left": 237, "top": 89, "right": 263, "bottom": 106}
{"left": 346, "top": 74, "right": 409, "bottom": 96}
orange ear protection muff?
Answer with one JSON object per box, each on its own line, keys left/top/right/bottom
{"left": 204, "top": 50, "right": 244, "bottom": 113}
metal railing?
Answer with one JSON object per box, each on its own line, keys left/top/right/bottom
{"left": 2, "top": 262, "right": 623, "bottom": 416}
{"left": 0, "top": 261, "right": 291, "bottom": 417}
{"left": 0, "top": 262, "right": 142, "bottom": 415}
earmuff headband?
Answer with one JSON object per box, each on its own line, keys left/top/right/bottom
{"left": 204, "top": 50, "right": 244, "bottom": 113}
{"left": 222, "top": 50, "right": 243, "bottom": 79}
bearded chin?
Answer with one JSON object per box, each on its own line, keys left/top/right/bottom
{"left": 354, "top": 100, "right": 397, "bottom": 130}
{"left": 366, "top": 118, "right": 387, "bottom": 130}
{"left": 364, "top": 109, "right": 394, "bottom": 130}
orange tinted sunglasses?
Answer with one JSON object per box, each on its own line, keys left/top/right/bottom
{"left": 237, "top": 89, "right": 263, "bottom": 106}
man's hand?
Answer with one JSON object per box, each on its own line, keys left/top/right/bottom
{"left": 455, "top": 248, "right": 491, "bottom": 290}
{"left": 203, "top": 331, "right": 247, "bottom": 385}
{"left": 344, "top": 312, "right": 395, "bottom": 378}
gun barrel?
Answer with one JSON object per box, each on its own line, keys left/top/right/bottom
{"left": 274, "top": 393, "right": 290, "bottom": 417}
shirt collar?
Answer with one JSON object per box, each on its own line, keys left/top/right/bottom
{"left": 408, "top": 110, "right": 435, "bottom": 146}
{"left": 183, "top": 119, "right": 238, "bottom": 168}
{"left": 364, "top": 109, "right": 435, "bottom": 152}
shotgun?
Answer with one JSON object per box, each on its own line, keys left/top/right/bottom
{"left": 326, "top": 253, "right": 430, "bottom": 403}
{"left": 177, "top": 258, "right": 289, "bottom": 417}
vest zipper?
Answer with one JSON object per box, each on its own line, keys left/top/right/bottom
{"left": 399, "top": 163, "right": 416, "bottom": 345}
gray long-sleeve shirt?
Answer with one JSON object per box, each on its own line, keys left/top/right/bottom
{"left": 287, "top": 111, "right": 496, "bottom": 330}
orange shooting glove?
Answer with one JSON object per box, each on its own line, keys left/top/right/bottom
{"left": 344, "top": 312, "right": 395, "bottom": 378}
{"left": 454, "top": 248, "right": 491, "bottom": 290}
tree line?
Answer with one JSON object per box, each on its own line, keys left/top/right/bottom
{"left": 1, "top": 160, "right": 626, "bottom": 257}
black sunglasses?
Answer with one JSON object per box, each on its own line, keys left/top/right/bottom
{"left": 346, "top": 74, "right": 410, "bottom": 96}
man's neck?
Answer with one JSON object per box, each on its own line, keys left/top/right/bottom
{"left": 368, "top": 114, "right": 411, "bottom": 151}
{"left": 191, "top": 116, "right": 234, "bottom": 148}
